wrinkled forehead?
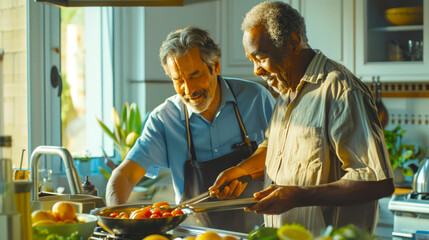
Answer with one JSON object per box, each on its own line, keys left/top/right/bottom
{"left": 165, "top": 48, "right": 205, "bottom": 78}
{"left": 243, "top": 27, "right": 274, "bottom": 55}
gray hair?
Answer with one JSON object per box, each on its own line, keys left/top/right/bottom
{"left": 241, "top": 1, "right": 308, "bottom": 48}
{"left": 159, "top": 26, "right": 221, "bottom": 74}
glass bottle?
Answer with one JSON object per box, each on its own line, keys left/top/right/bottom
{"left": 82, "top": 176, "right": 98, "bottom": 196}
{"left": 0, "top": 136, "right": 22, "bottom": 240}
{"left": 42, "top": 169, "right": 54, "bottom": 192}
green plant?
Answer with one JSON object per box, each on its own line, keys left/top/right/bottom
{"left": 96, "top": 102, "right": 143, "bottom": 163}
{"left": 384, "top": 125, "right": 423, "bottom": 176}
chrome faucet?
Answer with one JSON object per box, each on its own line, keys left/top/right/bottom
{"left": 30, "top": 146, "right": 83, "bottom": 201}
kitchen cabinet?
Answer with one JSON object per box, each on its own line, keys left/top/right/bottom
{"left": 298, "top": 0, "right": 354, "bottom": 72}
{"left": 220, "top": 0, "right": 261, "bottom": 81}
{"left": 219, "top": 0, "right": 355, "bottom": 80}
{"left": 355, "top": 0, "right": 429, "bottom": 82}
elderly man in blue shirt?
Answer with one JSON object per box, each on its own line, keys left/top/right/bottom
{"left": 105, "top": 26, "right": 275, "bottom": 232}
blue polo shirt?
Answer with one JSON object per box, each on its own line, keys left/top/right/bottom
{"left": 126, "top": 76, "right": 275, "bottom": 203}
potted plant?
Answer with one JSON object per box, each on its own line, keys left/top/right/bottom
{"left": 96, "top": 102, "right": 166, "bottom": 201}
{"left": 384, "top": 125, "right": 423, "bottom": 183}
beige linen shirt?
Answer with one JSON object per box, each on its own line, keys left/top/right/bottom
{"left": 260, "top": 51, "right": 393, "bottom": 235}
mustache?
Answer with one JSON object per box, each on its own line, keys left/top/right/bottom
{"left": 183, "top": 90, "right": 207, "bottom": 100}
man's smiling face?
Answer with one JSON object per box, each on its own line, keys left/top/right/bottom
{"left": 166, "top": 47, "right": 220, "bottom": 114}
{"left": 243, "top": 26, "right": 294, "bottom": 96}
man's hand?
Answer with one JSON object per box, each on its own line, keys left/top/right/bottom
{"left": 209, "top": 166, "right": 249, "bottom": 199}
{"left": 245, "top": 185, "right": 301, "bottom": 215}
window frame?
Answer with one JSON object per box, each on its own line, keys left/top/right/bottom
{"left": 27, "top": 3, "right": 119, "bottom": 174}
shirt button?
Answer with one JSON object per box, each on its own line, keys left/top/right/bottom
{"left": 214, "top": 149, "right": 218, "bottom": 152}
{"left": 278, "top": 151, "right": 282, "bottom": 156}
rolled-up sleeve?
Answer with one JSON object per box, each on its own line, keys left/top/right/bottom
{"left": 328, "top": 88, "right": 393, "bottom": 181}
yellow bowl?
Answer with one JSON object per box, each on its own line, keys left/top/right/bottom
{"left": 385, "top": 6, "right": 423, "bottom": 26}
{"left": 33, "top": 213, "right": 97, "bottom": 240}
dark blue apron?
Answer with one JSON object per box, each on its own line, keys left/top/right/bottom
{"left": 180, "top": 80, "right": 263, "bottom": 233}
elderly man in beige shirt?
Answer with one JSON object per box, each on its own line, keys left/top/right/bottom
{"left": 209, "top": 1, "right": 394, "bottom": 235}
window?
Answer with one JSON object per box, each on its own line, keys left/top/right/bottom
{"left": 60, "top": 7, "right": 116, "bottom": 175}
{"left": 0, "top": 0, "right": 28, "bottom": 169}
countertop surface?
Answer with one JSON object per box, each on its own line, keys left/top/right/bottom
{"left": 393, "top": 187, "right": 412, "bottom": 195}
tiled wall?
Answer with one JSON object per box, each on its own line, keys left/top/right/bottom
{"left": 0, "top": 0, "right": 28, "bottom": 168}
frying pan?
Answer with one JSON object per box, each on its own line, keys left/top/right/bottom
{"left": 90, "top": 198, "right": 257, "bottom": 238}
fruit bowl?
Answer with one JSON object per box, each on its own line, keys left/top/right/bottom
{"left": 385, "top": 6, "right": 423, "bottom": 26}
{"left": 33, "top": 213, "right": 97, "bottom": 240}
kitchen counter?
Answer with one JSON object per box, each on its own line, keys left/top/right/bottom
{"left": 393, "top": 187, "right": 412, "bottom": 195}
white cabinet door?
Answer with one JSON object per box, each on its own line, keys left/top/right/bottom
{"left": 220, "top": 0, "right": 299, "bottom": 81}
{"left": 220, "top": 0, "right": 262, "bottom": 81}
{"left": 355, "top": 0, "right": 429, "bottom": 82}
{"left": 298, "top": 0, "right": 355, "bottom": 72}
{"left": 220, "top": 0, "right": 354, "bottom": 79}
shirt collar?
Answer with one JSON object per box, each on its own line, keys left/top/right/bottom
{"left": 302, "top": 50, "right": 327, "bottom": 84}
{"left": 293, "top": 50, "right": 327, "bottom": 93}
{"left": 181, "top": 75, "right": 236, "bottom": 121}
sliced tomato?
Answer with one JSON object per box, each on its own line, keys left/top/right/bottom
{"left": 150, "top": 213, "right": 161, "bottom": 218}
{"left": 153, "top": 201, "right": 170, "bottom": 208}
{"left": 171, "top": 208, "right": 184, "bottom": 216}
{"left": 151, "top": 207, "right": 162, "bottom": 215}
{"left": 162, "top": 212, "right": 173, "bottom": 218}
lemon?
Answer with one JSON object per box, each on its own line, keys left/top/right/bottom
{"left": 31, "top": 210, "right": 56, "bottom": 223}
{"left": 183, "top": 237, "right": 197, "bottom": 240}
{"left": 314, "top": 237, "right": 333, "bottom": 240}
{"left": 196, "top": 231, "right": 222, "bottom": 240}
{"left": 277, "top": 224, "right": 313, "bottom": 240}
{"left": 142, "top": 234, "right": 169, "bottom": 240}
{"left": 32, "top": 219, "right": 57, "bottom": 227}
{"left": 52, "top": 201, "right": 76, "bottom": 221}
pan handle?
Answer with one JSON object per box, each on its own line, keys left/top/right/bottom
{"left": 188, "top": 198, "right": 258, "bottom": 212}
{"left": 180, "top": 174, "right": 253, "bottom": 207}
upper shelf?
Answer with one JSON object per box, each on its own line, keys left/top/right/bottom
{"left": 372, "top": 25, "right": 424, "bottom": 32}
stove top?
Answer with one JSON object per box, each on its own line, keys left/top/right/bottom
{"left": 389, "top": 193, "right": 429, "bottom": 239}
{"left": 389, "top": 193, "right": 429, "bottom": 215}
{"left": 90, "top": 225, "right": 248, "bottom": 240}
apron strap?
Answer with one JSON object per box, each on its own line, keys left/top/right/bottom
{"left": 224, "top": 80, "right": 252, "bottom": 148}
{"left": 184, "top": 79, "right": 252, "bottom": 163}
{"left": 184, "top": 106, "right": 197, "bottom": 164}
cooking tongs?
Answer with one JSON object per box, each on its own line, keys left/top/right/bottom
{"left": 178, "top": 174, "right": 253, "bottom": 208}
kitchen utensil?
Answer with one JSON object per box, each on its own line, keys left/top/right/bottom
{"left": 91, "top": 198, "right": 258, "bottom": 237}
{"left": 412, "top": 158, "right": 429, "bottom": 193}
{"left": 33, "top": 213, "right": 98, "bottom": 239}
{"left": 178, "top": 174, "right": 253, "bottom": 208}
{"left": 373, "top": 76, "right": 388, "bottom": 128}
{"left": 385, "top": 6, "right": 423, "bottom": 26}
{"left": 14, "top": 149, "right": 29, "bottom": 181}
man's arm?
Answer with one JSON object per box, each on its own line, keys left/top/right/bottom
{"left": 209, "top": 147, "right": 267, "bottom": 199}
{"left": 246, "top": 178, "right": 394, "bottom": 214}
{"left": 106, "top": 159, "right": 146, "bottom": 206}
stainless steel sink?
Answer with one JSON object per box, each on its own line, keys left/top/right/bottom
{"left": 32, "top": 192, "right": 106, "bottom": 213}
{"left": 29, "top": 146, "right": 106, "bottom": 213}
